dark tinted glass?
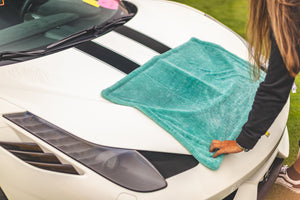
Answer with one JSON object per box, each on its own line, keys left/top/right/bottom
{"left": 0, "top": 0, "right": 128, "bottom": 52}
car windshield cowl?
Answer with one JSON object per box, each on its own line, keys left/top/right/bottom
{"left": 0, "top": 13, "right": 134, "bottom": 61}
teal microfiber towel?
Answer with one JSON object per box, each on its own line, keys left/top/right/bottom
{"left": 101, "top": 38, "right": 264, "bottom": 170}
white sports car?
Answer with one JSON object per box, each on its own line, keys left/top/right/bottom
{"left": 0, "top": 0, "right": 290, "bottom": 199}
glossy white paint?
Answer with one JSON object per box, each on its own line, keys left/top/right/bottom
{"left": 0, "top": 0, "right": 289, "bottom": 199}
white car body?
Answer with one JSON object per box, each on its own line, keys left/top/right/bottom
{"left": 0, "top": 0, "right": 289, "bottom": 199}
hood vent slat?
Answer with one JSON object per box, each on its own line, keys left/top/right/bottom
{"left": 0, "top": 141, "right": 43, "bottom": 152}
{"left": 0, "top": 141, "right": 79, "bottom": 175}
{"left": 27, "top": 161, "right": 78, "bottom": 174}
{"left": 9, "top": 150, "right": 61, "bottom": 164}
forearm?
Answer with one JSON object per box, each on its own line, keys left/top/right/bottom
{"left": 236, "top": 34, "right": 295, "bottom": 149}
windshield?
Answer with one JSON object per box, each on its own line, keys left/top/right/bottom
{"left": 0, "top": 0, "right": 132, "bottom": 53}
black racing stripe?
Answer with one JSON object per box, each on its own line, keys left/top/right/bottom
{"left": 114, "top": 26, "right": 171, "bottom": 54}
{"left": 76, "top": 41, "right": 140, "bottom": 74}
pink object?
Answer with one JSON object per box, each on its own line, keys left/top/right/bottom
{"left": 98, "top": 0, "right": 119, "bottom": 10}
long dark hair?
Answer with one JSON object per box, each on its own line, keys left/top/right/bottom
{"left": 247, "top": 0, "right": 300, "bottom": 79}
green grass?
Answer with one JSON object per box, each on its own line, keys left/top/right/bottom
{"left": 171, "top": 0, "right": 300, "bottom": 167}
{"left": 286, "top": 78, "right": 300, "bottom": 165}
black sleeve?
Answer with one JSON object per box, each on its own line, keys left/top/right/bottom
{"left": 235, "top": 32, "right": 295, "bottom": 150}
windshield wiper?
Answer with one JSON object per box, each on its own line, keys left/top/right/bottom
{"left": 0, "top": 49, "right": 46, "bottom": 61}
{"left": 47, "top": 14, "right": 134, "bottom": 49}
{"left": 0, "top": 14, "right": 134, "bottom": 61}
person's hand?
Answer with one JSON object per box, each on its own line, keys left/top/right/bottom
{"left": 209, "top": 140, "right": 243, "bottom": 158}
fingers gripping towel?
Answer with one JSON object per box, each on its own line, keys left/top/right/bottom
{"left": 101, "top": 38, "right": 264, "bottom": 170}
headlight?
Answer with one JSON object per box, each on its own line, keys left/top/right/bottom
{"left": 3, "top": 112, "right": 167, "bottom": 192}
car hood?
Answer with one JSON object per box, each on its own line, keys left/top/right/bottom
{"left": 0, "top": 0, "right": 286, "bottom": 153}
{"left": 0, "top": 0, "right": 251, "bottom": 154}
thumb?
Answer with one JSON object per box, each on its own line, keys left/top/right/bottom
{"left": 212, "top": 149, "right": 225, "bottom": 158}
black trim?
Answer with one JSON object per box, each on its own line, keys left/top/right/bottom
{"left": 222, "top": 190, "right": 237, "bottom": 200}
{"left": 0, "top": 187, "right": 8, "bottom": 200}
{"left": 114, "top": 26, "right": 171, "bottom": 54}
{"left": 257, "top": 158, "right": 284, "bottom": 200}
{"left": 76, "top": 41, "right": 140, "bottom": 74}
{"left": 138, "top": 150, "right": 198, "bottom": 179}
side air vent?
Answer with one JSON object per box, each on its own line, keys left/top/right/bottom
{"left": 0, "top": 141, "right": 78, "bottom": 175}
{"left": 0, "top": 141, "right": 42, "bottom": 152}
{"left": 3, "top": 112, "right": 168, "bottom": 192}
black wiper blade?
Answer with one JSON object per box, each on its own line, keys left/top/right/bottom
{"left": 0, "top": 49, "right": 45, "bottom": 61}
{"left": 0, "top": 14, "right": 134, "bottom": 62}
{"left": 47, "top": 14, "right": 134, "bottom": 50}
